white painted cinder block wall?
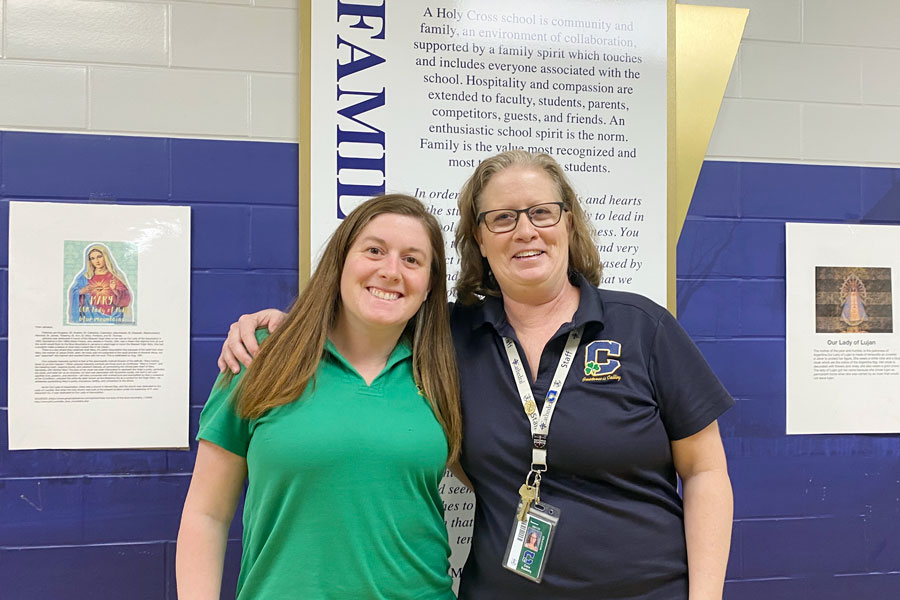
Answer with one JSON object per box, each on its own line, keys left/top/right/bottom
{"left": 680, "top": 0, "right": 900, "bottom": 167}
{"left": 0, "top": 0, "right": 299, "bottom": 141}
{"left": 0, "top": 0, "right": 898, "bottom": 165}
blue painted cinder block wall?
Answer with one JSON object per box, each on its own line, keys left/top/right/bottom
{"left": 680, "top": 161, "right": 900, "bottom": 599}
{"left": 0, "top": 131, "right": 299, "bottom": 599}
{"left": 2, "top": 131, "right": 900, "bottom": 598}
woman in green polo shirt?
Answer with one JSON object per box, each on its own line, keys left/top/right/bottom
{"left": 176, "top": 194, "right": 462, "bottom": 600}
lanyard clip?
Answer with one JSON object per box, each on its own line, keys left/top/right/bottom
{"left": 532, "top": 434, "right": 548, "bottom": 471}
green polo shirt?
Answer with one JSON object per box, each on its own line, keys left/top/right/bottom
{"left": 198, "top": 332, "right": 453, "bottom": 599}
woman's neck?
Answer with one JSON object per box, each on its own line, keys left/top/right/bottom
{"left": 329, "top": 313, "right": 404, "bottom": 384}
{"left": 502, "top": 280, "right": 580, "bottom": 334}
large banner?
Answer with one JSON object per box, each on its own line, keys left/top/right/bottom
{"left": 306, "top": 0, "right": 669, "bottom": 583}
{"left": 310, "top": 0, "right": 668, "bottom": 302}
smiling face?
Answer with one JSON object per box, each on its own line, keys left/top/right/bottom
{"left": 338, "top": 213, "right": 433, "bottom": 338}
{"left": 475, "top": 166, "right": 571, "bottom": 301}
{"left": 89, "top": 249, "right": 107, "bottom": 271}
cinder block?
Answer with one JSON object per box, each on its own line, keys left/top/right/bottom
{"left": 0, "top": 268, "right": 7, "bottom": 336}
{"left": 678, "top": 219, "right": 785, "bottom": 279}
{"left": 0, "top": 132, "right": 170, "bottom": 200}
{"left": 707, "top": 98, "right": 803, "bottom": 161}
{"left": 738, "top": 280, "right": 785, "bottom": 337}
{"left": 803, "top": 104, "right": 900, "bottom": 165}
{"left": 807, "top": 573, "right": 900, "bottom": 598}
{"left": 0, "top": 341, "right": 7, "bottom": 408}
{"left": 679, "top": 0, "right": 802, "bottom": 43}
{"left": 736, "top": 395, "right": 786, "bottom": 443}
{"left": 0, "top": 62, "right": 87, "bottom": 129}
{"left": 862, "top": 48, "right": 900, "bottom": 106}
{"left": 91, "top": 67, "right": 249, "bottom": 138}
{"left": 740, "top": 41, "right": 861, "bottom": 104}
{"left": 223, "top": 538, "right": 244, "bottom": 595}
{"left": 171, "top": 3, "right": 297, "bottom": 73}
{"left": 730, "top": 457, "right": 813, "bottom": 518}
{"left": 740, "top": 162, "right": 862, "bottom": 220}
{"left": 6, "top": 0, "right": 167, "bottom": 65}
{"left": 724, "top": 577, "right": 807, "bottom": 600}
{"left": 0, "top": 543, "right": 166, "bottom": 600}
{"left": 741, "top": 516, "right": 866, "bottom": 577}
{"left": 192, "top": 205, "right": 252, "bottom": 269}
{"left": 0, "top": 411, "right": 167, "bottom": 476}
{"left": 256, "top": 0, "right": 297, "bottom": 7}
{"left": 190, "top": 340, "right": 230, "bottom": 407}
{"left": 804, "top": 0, "right": 900, "bottom": 50}
{"left": 190, "top": 272, "right": 298, "bottom": 336}
{"left": 677, "top": 279, "right": 742, "bottom": 338}
{"left": 0, "top": 198, "right": 9, "bottom": 265}
{"left": 864, "top": 515, "right": 900, "bottom": 573}
{"left": 165, "top": 405, "right": 203, "bottom": 474}
{"left": 808, "top": 457, "right": 900, "bottom": 517}
{"left": 0, "top": 477, "right": 84, "bottom": 546}
{"left": 171, "top": 139, "right": 298, "bottom": 205}
{"left": 861, "top": 167, "right": 900, "bottom": 222}
{"left": 81, "top": 475, "right": 189, "bottom": 543}
{"left": 250, "top": 206, "right": 299, "bottom": 269}
{"left": 251, "top": 74, "right": 300, "bottom": 140}
{"left": 688, "top": 161, "right": 740, "bottom": 218}
{"left": 695, "top": 339, "right": 784, "bottom": 397}
{"left": 727, "top": 520, "right": 742, "bottom": 580}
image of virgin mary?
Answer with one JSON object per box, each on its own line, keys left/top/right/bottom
{"left": 68, "top": 244, "right": 133, "bottom": 324}
{"left": 839, "top": 274, "right": 868, "bottom": 328}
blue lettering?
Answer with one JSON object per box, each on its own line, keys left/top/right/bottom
{"left": 335, "top": 2, "right": 386, "bottom": 218}
{"left": 336, "top": 88, "right": 386, "bottom": 217}
{"left": 337, "top": 0, "right": 385, "bottom": 39}
{"left": 336, "top": 35, "right": 385, "bottom": 80}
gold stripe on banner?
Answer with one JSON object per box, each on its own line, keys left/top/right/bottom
{"left": 667, "top": 0, "right": 676, "bottom": 312}
{"left": 673, "top": 4, "right": 748, "bottom": 274}
{"left": 299, "top": 0, "right": 312, "bottom": 287}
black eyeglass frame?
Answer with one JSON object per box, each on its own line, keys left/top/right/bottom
{"left": 476, "top": 202, "right": 566, "bottom": 233}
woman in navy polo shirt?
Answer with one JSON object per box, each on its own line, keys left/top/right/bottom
{"left": 218, "top": 151, "right": 734, "bottom": 600}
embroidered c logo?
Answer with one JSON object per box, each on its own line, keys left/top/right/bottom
{"left": 584, "top": 341, "right": 622, "bottom": 377}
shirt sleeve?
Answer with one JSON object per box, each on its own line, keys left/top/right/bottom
{"left": 649, "top": 310, "right": 735, "bottom": 440}
{"left": 197, "top": 369, "right": 253, "bottom": 456}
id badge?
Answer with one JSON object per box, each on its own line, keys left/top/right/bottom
{"left": 502, "top": 500, "right": 561, "bottom": 583}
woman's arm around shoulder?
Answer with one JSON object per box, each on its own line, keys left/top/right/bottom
{"left": 176, "top": 440, "right": 248, "bottom": 600}
{"left": 217, "top": 309, "right": 287, "bottom": 373}
{"left": 671, "top": 420, "right": 732, "bottom": 600}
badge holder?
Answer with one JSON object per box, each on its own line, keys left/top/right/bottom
{"left": 502, "top": 469, "right": 561, "bottom": 583}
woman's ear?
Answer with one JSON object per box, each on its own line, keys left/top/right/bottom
{"left": 475, "top": 228, "right": 487, "bottom": 258}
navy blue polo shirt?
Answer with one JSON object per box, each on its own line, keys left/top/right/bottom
{"left": 451, "top": 275, "right": 734, "bottom": 599}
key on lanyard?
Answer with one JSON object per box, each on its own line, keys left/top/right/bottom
{"left": 517, "top": 482, "right": 539, "bottom": 521}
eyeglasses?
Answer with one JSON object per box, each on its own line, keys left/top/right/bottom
{"left": 477, "top": 202, "right": 565, "bottom": 233}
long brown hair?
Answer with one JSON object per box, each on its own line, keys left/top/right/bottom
{"left": 454, "top": 150, "right": 601, "bottom": 305}
{"left": 232, "top": 194, "right": 462, "bottom": 462}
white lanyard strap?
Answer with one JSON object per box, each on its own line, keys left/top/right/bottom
{"left": 502, "top": 326, "right": 583, "bottom": 472}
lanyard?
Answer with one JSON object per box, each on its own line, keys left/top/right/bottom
{"left": 502, "top": 326, "right": 583, "bottom": 473}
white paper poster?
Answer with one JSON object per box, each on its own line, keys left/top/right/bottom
{"left": 786, "top": 222, "right": 900, "bottom": 434}
{"left": 7, "top": 202, "right": 191, "bottom": 449}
